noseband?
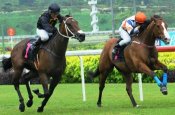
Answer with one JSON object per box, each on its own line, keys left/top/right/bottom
{"left": 58, "top": 17, "right": 76, "bottom": 38}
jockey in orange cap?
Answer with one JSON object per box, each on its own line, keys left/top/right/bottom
{"left": 112, "top": 11, "right": 147, "bottom": 60}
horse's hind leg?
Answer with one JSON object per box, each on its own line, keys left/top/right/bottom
{"left": 97, "top": 66, "right": 113, "bottom": 107}
{"left": 23, "top": 71, "right": 38, "bottom": 107}
{"left": 13, "top": 69, "right": 25, "bottom": 112}
{"left": 122, "top": 73, "right": 138, "bottom": 107}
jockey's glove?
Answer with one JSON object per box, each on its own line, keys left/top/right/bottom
{"left": 48, "top": 33, "right": 53, "bottom": 36}
{"left": 133, "top": 27, "right": 139, "bottom": 34}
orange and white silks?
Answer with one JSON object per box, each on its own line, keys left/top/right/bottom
{"left": 121, "top": 15, "right": 136, "bottom": 34}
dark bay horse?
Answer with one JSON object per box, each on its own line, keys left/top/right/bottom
{"left": 2, "top": 15, "right": 85, "bottom": 112}
{"left": 89, "top": 15, "right": 170, "bottom": 107}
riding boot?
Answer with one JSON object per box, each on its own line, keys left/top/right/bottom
{"left": 112, "top": 43, "right": 121, "bottom": 60}
{"left": 33, "top": 37, "right": 42, "bottom": 56}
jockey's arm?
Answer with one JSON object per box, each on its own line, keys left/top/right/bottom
{"left": 122, "top": 20, "right": 134, "bottom": 34}
{"left": 125, "top": 25, "right": 134, "bottom": 35}
{"left": 130, "top": 26, "right": 140, "bottom": 35}
{"left": 40, "top": 16, "right": 55, "bottom": 34}
{"left": 57, "top": 14, "right": 64, "bottom": 23}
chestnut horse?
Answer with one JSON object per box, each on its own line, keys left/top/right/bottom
{"left": 2, "top": 15, "right": 85, "bottom": 112}
{"left": 89, "top": 15, "right": 170, "bottom": 107}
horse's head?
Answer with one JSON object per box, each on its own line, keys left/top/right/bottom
{"left": 58, "top": 15, "right": 85, "bottom": 42}
{"left": 151, "top": 15, "right": 170, "bottom": 44}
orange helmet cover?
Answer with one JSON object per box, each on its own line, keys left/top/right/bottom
{"left": 135, "top": 12, "right": 146, "bottom": 23}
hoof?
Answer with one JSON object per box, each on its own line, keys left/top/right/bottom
{"left": 134, "top": 105, "right": 140, "bottom": 108}
{"left": 97, "top": 102, "right": 102, "bottom": 107}
{"left": 19, "top": 103, "right": 25, "bottom": 112}
{"left": 26, "top": 100, "right": 33, "bottom": 107}
{"left": 37, "top": 107, "right": 44, "bottom": 112}
{"left": 161, "top": 86, "right": 168, "bottom": 95}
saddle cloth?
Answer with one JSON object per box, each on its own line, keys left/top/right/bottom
{"left": 23, "top": 39, "right": 37, "bottom": 61}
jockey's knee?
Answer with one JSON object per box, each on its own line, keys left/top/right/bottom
{"left": 119, "top": 39, "right": 130, "bottom": 46}
{"left": 41, "top": 36, "right": 49, "bottom": 42}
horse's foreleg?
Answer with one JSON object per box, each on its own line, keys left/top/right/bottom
{"left": 138, "top": 63, "right": 167, "bottom": 95}
{"left": 154, "top": 60, "right": 168, "bottom": 72}
{"left": 122, "top": 73, "right": 138, "bottom": 107}
{"left": 33, "top": 73, "right": 49, "bottom": 98}
{"left": 37, "top": 77, "right": 60, "bottom": 112}
{"left": 40, "top": 73, "right": 49, "bottom": 95}
{"left": 154, "top": 60, "right": 168, "bottom": 86}
{"left": 13, "top": 69, "right": 25, "bottom": 112}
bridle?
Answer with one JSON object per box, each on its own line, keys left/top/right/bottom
{"left": 58, "top": 17, "right": 76, "bottom": 38}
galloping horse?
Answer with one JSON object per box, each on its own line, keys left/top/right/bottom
{"left": 2, "top": 15, "right": 85, "bottom": 112}
{"left": 89, "top": 15, "right": 170, "bottom": 107}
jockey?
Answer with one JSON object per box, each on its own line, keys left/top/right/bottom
{"left": 33, "top": 3, "right": 63, "bottom": 53}
{"left": 112, "top": 11, "right": 147, "bottom": 60}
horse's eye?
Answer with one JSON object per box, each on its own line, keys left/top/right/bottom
{"left": 157, "top": 24, "right": 161, "bottom": 29}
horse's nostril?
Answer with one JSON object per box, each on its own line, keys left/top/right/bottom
{"left": 77, "top": 33, "right": 85, "bottom": 38}
{"left": 78, "top": 34, "right": 85, "bottom": 42}
{"left": 80, "top": 34, "right": 85, "bottom": 38}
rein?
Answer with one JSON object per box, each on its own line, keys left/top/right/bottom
{"left": 40, "top": 17, "right": 75, "bottom": 58}
{"left": 58, "top": 17, "right": 75, "bottom": 38}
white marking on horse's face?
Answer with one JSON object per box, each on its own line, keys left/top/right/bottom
{"left": 161, "top": 22, "right": 170, "bottom": 39}
{"left": 78, "top": 30, "right": 84, "bottom": 34}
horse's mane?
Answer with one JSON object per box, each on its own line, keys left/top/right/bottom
{"left": 47, "top": 14, "right": 72, "bottom": 48}
{"left": 139, "top": 19, "right": 151, "bottom": 33}
{"left": 151, "top": 15, "right": 163, "bottom": 20}
{"left": 139, "top": 15, "right": 164, "bottom": 34}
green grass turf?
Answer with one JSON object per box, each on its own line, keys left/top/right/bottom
{"left": 0, "top": 83, "right": 175, "bottom": 115}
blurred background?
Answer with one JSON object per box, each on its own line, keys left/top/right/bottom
{"left": 0, "top": 0, "right": 175, "bottom": 34}
{"left": 0, "top": 0, "right": 175, "bottom": 51}
{"left": 0, "top": 0, "right": 175, "bottom": 84}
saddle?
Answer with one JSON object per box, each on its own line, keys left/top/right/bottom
{"left": 23, "top": 39, "right": 38, "bottom": 61}
{"left": 23, "top": 33, "right": 57, "bottom": 61}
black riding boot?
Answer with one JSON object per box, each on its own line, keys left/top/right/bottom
{"left": 112, "top": 43, "right": 121, "bottom": 60}
{"left": 33, "top": 37, "right": 42, "bottom": 56}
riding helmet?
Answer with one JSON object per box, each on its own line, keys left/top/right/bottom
{"left": 135, "top": 12, "right": 147, "bottom": 23}
{"left": 48, "top": 3, "right": 60, "bottom": 14}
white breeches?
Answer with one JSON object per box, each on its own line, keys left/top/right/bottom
{"left": 118, "top": 27, "right": 131, "bottom": 46}
{"left": 36, "top": 28, "right": 49, "bottom": 42}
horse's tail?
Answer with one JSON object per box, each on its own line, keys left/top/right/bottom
{"left": 2, "top": 57, "right": 12, "bottom": 72}
{"left": 88, "top": 65, "right": 100, "bottom": 81}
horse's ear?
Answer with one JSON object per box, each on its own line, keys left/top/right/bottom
{"left": 151, "top": 16, "right": 156, "bottom": 24}
{"left": 151, "top": 15, "right": 162, "bottom": 22}
{"left": 68, "top": 11, "right": 72, "bottom": 17}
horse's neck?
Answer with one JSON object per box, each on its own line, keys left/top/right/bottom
{"left": 139, "top": 22, "right": 155, "bottom": 46}
{"left": 49, "top": 33, "right": 69, "bottom": 56}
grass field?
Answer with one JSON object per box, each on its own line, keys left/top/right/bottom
{"left": 1, "top": 83, "right": 175, "bottom": 115}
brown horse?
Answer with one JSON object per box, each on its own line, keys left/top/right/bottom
{"left": 89, "top": 15, "right": 170, "bottom": 107}
{"left": 2, "top": 15, "right": 85, "bottom": 112}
